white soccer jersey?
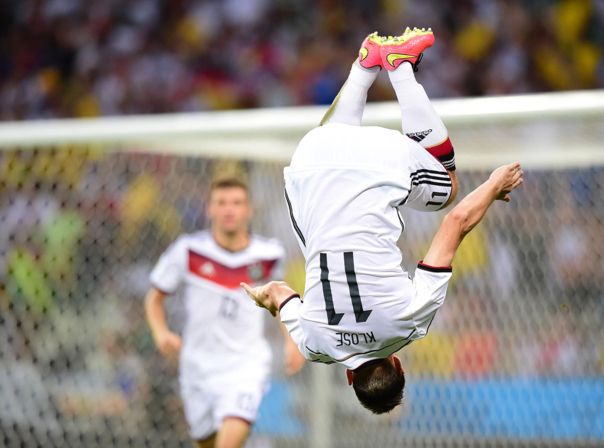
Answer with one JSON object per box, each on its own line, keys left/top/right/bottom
{"left": 282, "top": 123, "right": 453, "bottom": 370}
{"left": 150, "top": 230, "right": 285, "bottom": 386}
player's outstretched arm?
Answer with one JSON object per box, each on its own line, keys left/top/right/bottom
{"left": 423, "top": 162, "right": 523, "bottom": 268}
{"left": 240, "top": 281, "right": 299, "bottom": 317}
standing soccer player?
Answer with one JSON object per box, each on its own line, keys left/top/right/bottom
{"left": 145, "top": 178, "right": 304, "bottom": 448}
{"left": 242, "top": 28, "right": 523, "bottom": 414}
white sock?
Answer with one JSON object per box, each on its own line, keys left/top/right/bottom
{"left": 320, "top": 61, "right": 379, "bottom": 126}
{"left": 387, "top": 62, "right": 449, "bottom": 148}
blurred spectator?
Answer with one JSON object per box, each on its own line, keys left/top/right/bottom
{"left": 0, "top": 2, "right": 603, "bottom": 443}
{"left": 0, "top": 0, "right": 602, "bottom": 121}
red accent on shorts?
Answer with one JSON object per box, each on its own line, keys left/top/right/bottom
{"left": 426, "top": 138, "right": 454, "bottom": 158}
{"left": 188, "top": 250, "right": 278, "bottom": 289}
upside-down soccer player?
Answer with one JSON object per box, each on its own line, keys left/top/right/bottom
{"left": 145, "top": 178, "right": 305, "bottom": 448}
{"left": 241, "top": 28, "right": 524, "bottom": 414}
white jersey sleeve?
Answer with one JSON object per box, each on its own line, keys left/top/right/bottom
{"left": 405, "top": 262, "right": 452, "bottom": 338}
{"left": 149, "top": 236, "right": 187, "bottom": 294}
{"left": 279, "top": 296, "right": 309, "bottom": 358}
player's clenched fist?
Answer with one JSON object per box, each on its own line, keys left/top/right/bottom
{"left": 488, "top": 162, "right": 524, "bottom": 202}
{"left": 153, "top": 329, "right": 182, "bottom": 359}
{"left": 240, "top": 281, "right": 298, "bottom": 316}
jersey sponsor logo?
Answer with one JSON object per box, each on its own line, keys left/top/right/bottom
{"left": 201, "top": 261, "right": 216, "bottom": 276}
{"left": 188, "top": 250, "right": 278, "bottom": 289}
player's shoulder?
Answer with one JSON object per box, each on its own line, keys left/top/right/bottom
{"left": 249, "top": 234, "right": 286, "bottom": 259}
{"left": 168, "top": 230, "right": 212, "bottom": 251}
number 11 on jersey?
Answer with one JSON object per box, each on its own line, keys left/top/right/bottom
{"left": 320, "top": 252, "right": 372, "bottom": 325}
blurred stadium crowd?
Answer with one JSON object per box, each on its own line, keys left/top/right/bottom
{"left": 1, "top": 0, "right": 603, "bottom": 121}
{"left": 1, "top": 0, "right": 604, "bottom": 445}
{"left": 1, "top": 148, "right": 603, "bottom": 443}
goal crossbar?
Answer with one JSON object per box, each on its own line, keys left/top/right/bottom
{"left": 1, "top": 90, "right": 602, "bottom": 169}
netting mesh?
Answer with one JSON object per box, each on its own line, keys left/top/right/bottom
{"left": 1, "top": 110, "right": 604, "bottom": 448}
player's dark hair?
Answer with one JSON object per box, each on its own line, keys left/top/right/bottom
{"left": 210, "top": 177, "right": 248, "bottom": 191}
{"left": 209, "top": 177, "right": 249, "bottom": 197}
{"left": 352, "top": 359, "right": 405, "bottom": 414}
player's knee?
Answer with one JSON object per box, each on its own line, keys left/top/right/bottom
{"left": 351, "top": 359, "right": 405, "bottom": 414}
{"left": 196, "top": 433, "right": 217, "bottom": 448}
{"left": 215, "top": 418, "right": 251, "bottom": 448}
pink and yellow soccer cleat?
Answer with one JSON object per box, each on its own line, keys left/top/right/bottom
{"left": 358, "top": 32, "right": 385, "bottom": 69}
{"left": 380, "top": 27, "right": 435, "bottom": 71}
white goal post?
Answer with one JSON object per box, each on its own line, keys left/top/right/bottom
{"left": 1, "top": 90, "right": 603, "bottom": 168}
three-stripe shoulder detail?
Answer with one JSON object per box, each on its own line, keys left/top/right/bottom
{"left": 410, "top": 169, "right": 452, "bottom": 188}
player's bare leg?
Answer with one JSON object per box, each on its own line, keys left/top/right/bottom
{"left": 214, "top": 417, "right": 251, "bottom": 448}
{"left": 423, "top": 163, "right": 524, "bottom": 268}
{"left": 196, "top": 433, "right": 216, "bottom": 448}
{"left": 382, "top": 28, "right": 458, "bottom": 204}
{"left": 320, "top": 33, "right": 383, "bottom": 126}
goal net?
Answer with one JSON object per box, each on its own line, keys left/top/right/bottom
{"left": 1, "top": 91, "right": 603, "bottom": 448}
